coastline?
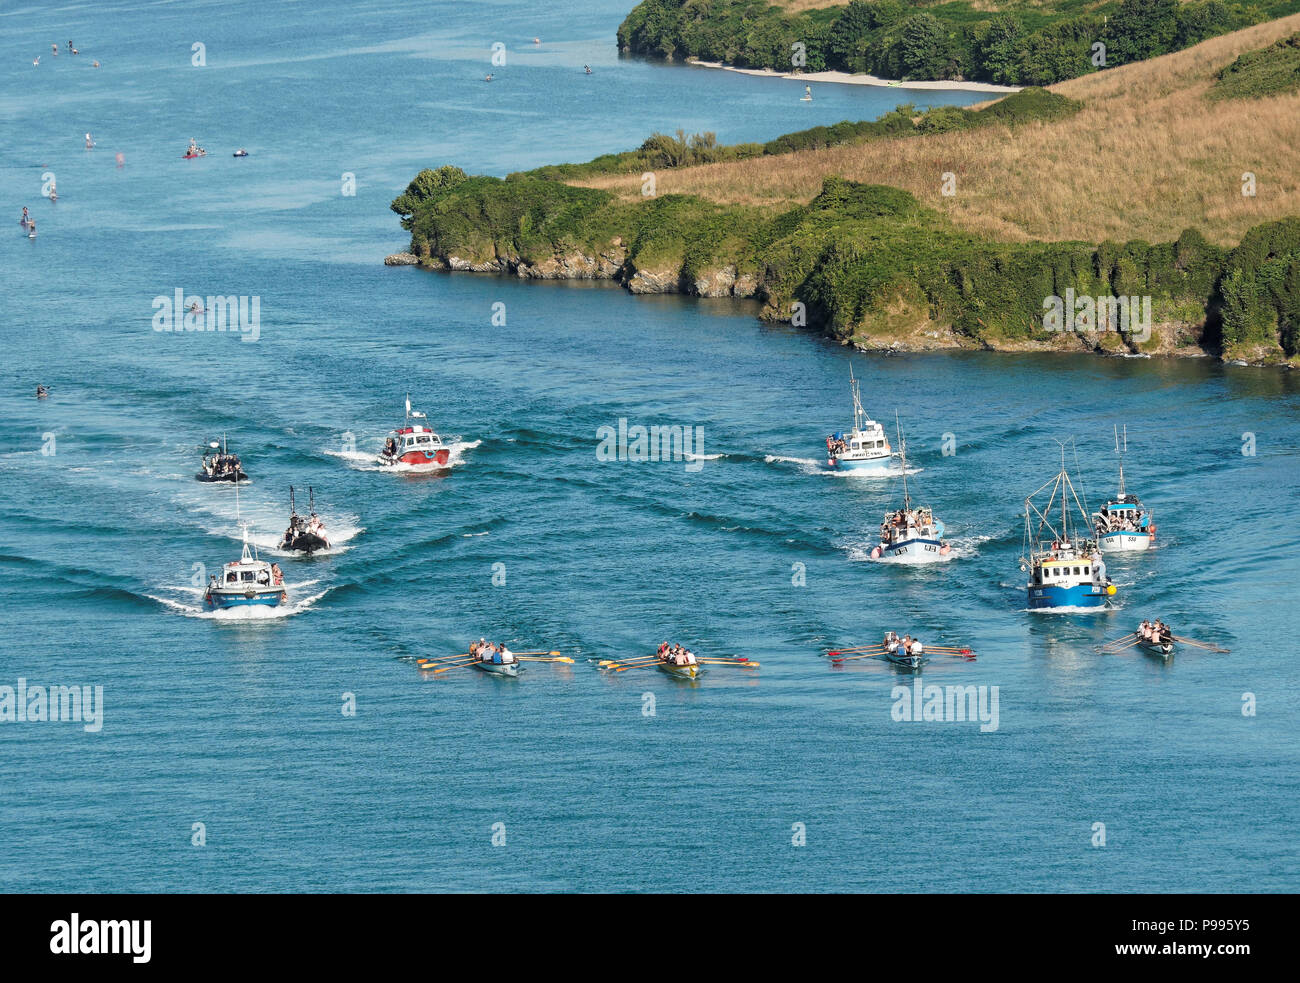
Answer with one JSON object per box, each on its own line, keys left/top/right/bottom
{"left": 685, "top": 59, "right": 1023, "bottom": 94}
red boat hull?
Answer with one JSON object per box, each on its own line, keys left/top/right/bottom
{"left": 397, "top": 448, "right": 449, "bottom": 466}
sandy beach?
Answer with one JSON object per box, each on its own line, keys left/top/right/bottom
{"left": 687, "top": 59, "right": 1022, "bottom": 94}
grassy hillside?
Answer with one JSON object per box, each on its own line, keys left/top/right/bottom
{"left": 1211, "top": 28, "right": 1300, "bottom": 97}
{"left": 617, "top": 0, "right": 1300, "bottom": 85}
{"left": 395, "top": 19, "right": 1300, "bottom": 364}
{"left": 581, "top": 14, "right": 1300, "bottom": 246}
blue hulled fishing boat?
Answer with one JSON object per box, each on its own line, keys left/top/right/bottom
{"left": 1020, "top": 445, "right": 1116, "bottom": 611}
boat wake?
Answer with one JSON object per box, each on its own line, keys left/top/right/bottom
{"left": 764, "top": 454, "right": 915, "bottom": 479}
{"left": 147, "top": 579, "right": 333, "bottom": 619}
{"left": 327, "top": 437, "right": 480, "bottom": 473}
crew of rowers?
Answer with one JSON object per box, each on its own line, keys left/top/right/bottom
{"left": 470, "top": 638, "right": 516, "bottom": 664}
{"left": 882, "top": 631, "right": 924, "bottom": 656}
{"left": 879, "top": 506, "right": 935, "bottom": 543}
{"left": 1138, "top": 620, "right": 1172, "bottom": 645}
{"left": 281, "top": 512, "right": 329, "bottom": 551}
{"left": 657, "top": 642, "right": 697, "bottom": 666}
{"left": 201, "top": 451, "right": 244, "bottom": 478}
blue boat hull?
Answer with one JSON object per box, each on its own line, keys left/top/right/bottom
{"left": 1027, "top": 583, "right": 1107, "bottom": 610}
{"left": 205, "top": 591, "right": 284, "bottom": 609}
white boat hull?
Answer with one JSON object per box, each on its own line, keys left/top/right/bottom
{"left": 829, "top": 454, "right": 892, "bottom": 474}
{"left": 1098, "top": 532, "right": 1152, "bottom": 553}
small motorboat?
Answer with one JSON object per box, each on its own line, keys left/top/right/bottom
{"left": 655, "top": 643, "right": 704, "bottom": 680}
{"left": 232, "top": 149, "right": 249, "bottom": 157}
{"left": 182, "top": 148, "right": 207, "bottom": 159}
{"left": 279, "top": 486, "right": 330, "bottom": 554}
{"left": 377, "top": 395, "right": 451, "bottom": 469}
{"left": 204, "top": 521, "right": 287, "bottom": 611}
{"left": 196, "top": 437, "right": 249, "bottom": 483}
{"left": 469, "top": 640, "right": 522, "bottom": 677}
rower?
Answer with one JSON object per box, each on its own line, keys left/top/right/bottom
{"left": 909, "top": 637, "right": 924, "bottom": 656}
{"left": 882, "top": 631, "right": 899, "bottom": 653}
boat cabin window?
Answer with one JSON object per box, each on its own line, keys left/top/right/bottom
{"left": 241, "top": 570, "right": 256, "bottom": 582}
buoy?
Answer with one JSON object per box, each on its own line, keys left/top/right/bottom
{"left": 1106, "top": 585, "right": 1117, "bottom": 596}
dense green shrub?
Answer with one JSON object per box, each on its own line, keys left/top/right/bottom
{"left": 616, "top": 0, "right": 1300, "bottom": 85}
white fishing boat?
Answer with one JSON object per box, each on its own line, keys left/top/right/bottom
{"left": 1020, "top": 444, "right": 1116, "bottom": 611}
{"left": 825, "top": 366, "right": 892, "bottom": 473}
{"left": 1093, "top": 426, "right": 1155, "bottom": 553}
{"left": 870, "top": 415, "right": 951, "bottom": 562}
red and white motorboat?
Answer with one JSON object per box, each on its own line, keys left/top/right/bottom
{"left": 377, "top": 395, "right": 450, "bottom": 469}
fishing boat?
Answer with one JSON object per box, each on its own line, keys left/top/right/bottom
{"left": 1020, "top": 444, "right": 1116, "bottom": 611}
{"left": 377, "top": 395, "right": 450, "bottom": 469}
{"left": 279, "top": 486, "right": 330, "bottom": 554}
{"left": 1093, "top": 425, "right": 1155, "bottom": 553}
{"left": 469, "top": 640, "right": 522, "bottom": 677}
{"left": 196, "top": 436, "right": 249, "bottom": 483}
{"left": 870, "top": 415, "right": 950, "bottom": 561}
{"left": 203, "top": 489, "right": 287, "bottom": 611}
{"left": 825, "top": 366, "right": 893, "bottom": 473}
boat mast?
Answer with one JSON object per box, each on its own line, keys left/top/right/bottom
{"left": 895, "top": 411, "right": 911, "bottom": 512}
{"left": 1115, "top": 424, "right": 1127, "bottom": 499}
{"left": 849, "top": 365, "right": 865, "bottom": 433}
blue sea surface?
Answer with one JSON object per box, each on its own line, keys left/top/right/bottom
{"left": 1, "top": 0, "right": 1297, "bottom": 892}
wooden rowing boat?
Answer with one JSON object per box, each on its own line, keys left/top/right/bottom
{"left": 473, "top": 658, "right": 522, "bottom": 677}
{"left": 657, "top": 659, "right": 704, "bottom": 680}
{"left": 1138, "top": 637, "right": 1174, "bottom": 660}
{"left": 882, "top": 647, "right": 925, "bottom": 670}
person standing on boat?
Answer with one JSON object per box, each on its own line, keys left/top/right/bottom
{"left": 20, "top": 206, "right": 30, "bottom": 227}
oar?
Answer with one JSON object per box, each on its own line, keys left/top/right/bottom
{"left": 1103, "top": 638, "right": 1142, "bottom": 653}
{"left": 509, "top": 650, "right": 562, "bottom": 657}
{"left": 1100, "top": 633, "right": 1138, "bottom": 650}
{"left": 516, "top": 656, "right": 574, "bottom": 663}
{"left": 597, "top": 658, "right": 659, "bottom": 668}
{"left": 696, "top": 659, "right": 759, "bottom": 668}
{"left": 830, "top": 651, "right": 887, "bottom": 663}
{"left": 1172, "top": 635, "right": 1230, "bottom": 653}
{"left": 826, "top": 645, "right": 885, "bottom": 656}
{"left": 612, "top": 662, "right": 667, "bottom": 673}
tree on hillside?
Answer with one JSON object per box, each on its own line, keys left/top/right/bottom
{"left": 390, "top": 166, "right": 469, "bottom": 230}
{"left": 979, "top": 14, "right": 1025, "bottom": 85}
{"left": 1106, "top": 0, "right": 1179, "bottom": 65}
{"left": 827, "top": 0, "right": 882, "bottom": 73}
{"left": 898, "top": 12, "right": 952, "bottom": 79}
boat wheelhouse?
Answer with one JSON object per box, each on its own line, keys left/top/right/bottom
{"left": 870, "top": 415, "right": 951, "bottom": 562}
{"left": 1021, "top": 445, "right": 1115, "bottom": 611}
{"left": 1093, "top": 426, "right": 1154, "bottom": 553}
{"left": 378, "top": 395, "right": 450, "bottom": 469}
{"left": 826, "top": 366, "right": 892, "bottom": 473}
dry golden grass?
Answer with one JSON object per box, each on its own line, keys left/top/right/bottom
{"left": 575, "top": 14, "right": 1300, "bottom": 245}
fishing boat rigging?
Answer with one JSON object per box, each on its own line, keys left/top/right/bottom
{"left": 825, "top": 365, "right": 892, "bottom": 473}
{"left": 1020, "top": 441, "right": 1116, "bottom": 611}
{"left": 1093, "top": 425, "right": 1155, "bottom": 552}
{"left": 870, "top": 413, "right": 951, "bottom": 561}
